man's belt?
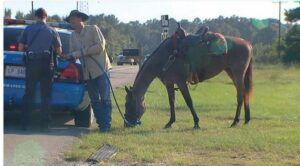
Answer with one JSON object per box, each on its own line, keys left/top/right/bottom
{"left": 26, "top": 50, "right": 51, "bottom": 60}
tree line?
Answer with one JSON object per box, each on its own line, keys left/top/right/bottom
{"left": 4, "top": 6, "right": 300, "bottom": 64}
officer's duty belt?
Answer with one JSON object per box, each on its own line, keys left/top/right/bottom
{"left": 27, "top": 51, "right": 51, "bottom": 60}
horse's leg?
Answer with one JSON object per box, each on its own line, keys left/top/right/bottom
{"left": 232, "top": 76, "right": 245, "bottom": 127}
{"left": 165, "top": 83, "right": 176, "bottom": 128}
{"left": 226, "top": 61, "right": 252, "bottom": 126}
{"left": 225, "top": 69, "right": 245, "bottom": 127}
{"left": 177, "top": 81, "right": 200, "bottom": 129}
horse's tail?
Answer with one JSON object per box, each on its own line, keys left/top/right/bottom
{"left": 244, "top": 55, "right": 253, "bottom": 101}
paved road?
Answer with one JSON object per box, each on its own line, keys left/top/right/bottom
{"left": 4, "top": 65, "right": 139, "bottom": 166}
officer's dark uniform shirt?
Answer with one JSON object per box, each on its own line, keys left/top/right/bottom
{"left": 19, "top": 21, "right": 62, "bottom": 52}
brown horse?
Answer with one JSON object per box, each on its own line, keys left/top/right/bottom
{"left": 124, "top": 27, "right": 253, "bottom": 129}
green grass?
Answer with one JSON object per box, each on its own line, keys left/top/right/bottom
{"left": 66, "top": 64, "right": 300, "bottom": 165}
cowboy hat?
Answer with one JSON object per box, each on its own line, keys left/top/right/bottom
{"left": 65, "top": 10, "right": 89, "bottom": 23}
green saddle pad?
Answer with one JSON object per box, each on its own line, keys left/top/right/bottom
{"left": 185, "top": 32, "right": 227, "bottom": 69}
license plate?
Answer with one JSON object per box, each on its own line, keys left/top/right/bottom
{"left": 5, "top": 65, "right": 26, "bottom": 78}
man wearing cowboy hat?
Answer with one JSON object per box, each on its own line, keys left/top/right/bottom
{"left": 64, "top": 10, "right": 112, "bottom": 132}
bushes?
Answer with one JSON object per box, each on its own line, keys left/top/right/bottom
{"left": 282, "top": 25, "right": 300, "bottom": 63}
{"left": 253, "top": 43, "right": 280, "bottom": 64}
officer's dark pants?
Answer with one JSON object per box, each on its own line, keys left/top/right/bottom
{"left": 21, "top": 55, "right": 53, "bottom": 127}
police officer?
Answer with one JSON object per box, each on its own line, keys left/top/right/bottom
{"left": 18, "top": 8, "right": 62, "bottom": 131}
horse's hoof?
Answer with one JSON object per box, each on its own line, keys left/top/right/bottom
{"left": 230, "top": 119, "right": 240, "bottom": 128}
{"left": 244, "top": 120, "right": 250, "bottom": 125}
{"left": 194, "top": 125, "right": 200, "bottom": 129}
{"left": 230, "top": 122, "right": 238, "bottom": 128}
{"left": 164, "top": 125, "right": 172, "bottom": 129}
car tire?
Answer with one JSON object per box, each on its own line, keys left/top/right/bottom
{"left": 117, "top": 63, "right": 123, "bottom": 66}
{"left": 133, "top": 62, "right": 137, "bottom": 65}
{"left": 74, "top": 104, "right": 94, "bottom": 128}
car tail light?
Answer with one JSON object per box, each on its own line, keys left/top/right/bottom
{"left": 60, "top": 63, "right": 81, "bottom": 82}
{"left": 8, "top": 44, "right": 17, "bottom": 51}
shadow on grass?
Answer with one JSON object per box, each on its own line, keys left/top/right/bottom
{"left": 146, "top": 104, "right": 234, "bottom": 113}
{"left": 87, "top": 125, "right": 211, "bottom": 137}
{"left": 213, "top": 115, "right": 273, "bottom": 121}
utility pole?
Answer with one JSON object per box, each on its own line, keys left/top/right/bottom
{"left": 273, "top": 0, "right": 300, "bottom": 57}
{"left": 31, "top": 0, "right": 34, "bottom": 20}
{"left": 272, "top": 0, "right": 286, "bottom": 58}
{"left": 278, "top": 1, "right": 282, "bottom": 58}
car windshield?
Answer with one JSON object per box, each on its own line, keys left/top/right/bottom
{"left": 4, "top": 27, "right": 70, "bottom": 54}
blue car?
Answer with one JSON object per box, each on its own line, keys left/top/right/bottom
{"left": 4, "top": 20, "right": 93, "bottom": 127}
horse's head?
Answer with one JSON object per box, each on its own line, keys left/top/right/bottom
{"left": 124, "top": 86, "right": 145, "bottom": 127}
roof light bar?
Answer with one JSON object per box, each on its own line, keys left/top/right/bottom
{"left": 4, "top": 19, "right": 73, "bottom": 30}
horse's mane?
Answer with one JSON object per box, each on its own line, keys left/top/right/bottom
{"left": 134, "top": 38, "right": 170, "bottom": 84}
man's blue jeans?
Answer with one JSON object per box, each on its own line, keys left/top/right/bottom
{"left": 86, "top": 72, "right": 112, "bottom": 131}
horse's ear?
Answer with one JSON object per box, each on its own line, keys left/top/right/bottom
{"left": 125, "top": 86, "right": 130, "bottom": 93}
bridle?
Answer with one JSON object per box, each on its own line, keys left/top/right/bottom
{"left": 162, "top": 32, "right": 187, "bottom": 72}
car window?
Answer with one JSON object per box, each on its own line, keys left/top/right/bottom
{"left": 4, "top": 28, "right": 23, "bottom": 51}
{"left": 58, "top": 32, "right": 70, "bottom": 54}
{"left": 4, "top": 27, "right": 70, "bottom": 54}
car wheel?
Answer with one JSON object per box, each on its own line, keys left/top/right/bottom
{"left": 74, "top": 104, "right": 94, "bottom": 128}
{"left": 117, "top": 63, "right": 123, "bottom": 66}
{"left": 133, "top": 62, "right": 137, "bottom": 65}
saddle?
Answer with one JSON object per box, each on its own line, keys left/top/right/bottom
{"left": 164, "top": 25, "right": 228, "bottom": 85}
{"left": 186, "top": 26, "right": 228, "bottom": 84}
{"left": 174, "top": 22, "right": 187, "bottom": 40}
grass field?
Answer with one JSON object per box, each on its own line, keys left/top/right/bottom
{"left": 66, "top": 65, "right": 300, "bottom": 165}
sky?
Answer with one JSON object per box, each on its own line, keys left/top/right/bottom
{"left": 3, "top": 0, "right": 300, "bottom": 23}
